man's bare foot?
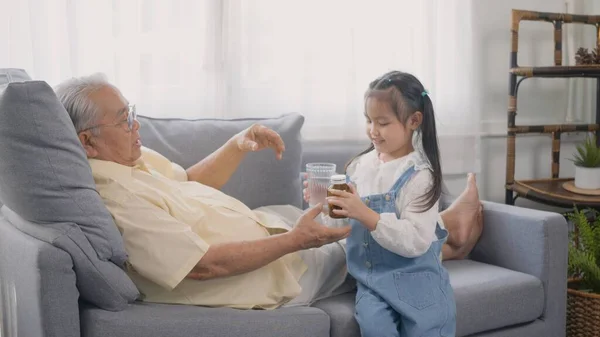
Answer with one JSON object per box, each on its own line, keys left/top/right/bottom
{"left": 441, "top": 173, "right": 484, "bottom": 260}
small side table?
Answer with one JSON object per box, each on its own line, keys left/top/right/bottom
{"left": 511, "top": 178, "right": 600, "bottom": 210}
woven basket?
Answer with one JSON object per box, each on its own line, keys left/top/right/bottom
{"left": 567, "top": 278, "right": 600, "bottom": 336}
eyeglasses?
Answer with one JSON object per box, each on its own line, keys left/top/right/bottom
{"left": 80, "top": 104, "right": 137, "bottom": 133}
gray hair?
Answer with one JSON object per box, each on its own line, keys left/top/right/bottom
{"left": 54, "top": 73, "right": 117, "bottom": 134}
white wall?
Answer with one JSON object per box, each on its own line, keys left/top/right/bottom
{"left": 444, "top": 0, "right": 599, "bottom": 212}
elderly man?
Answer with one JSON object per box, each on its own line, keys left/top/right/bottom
{"left": 54, "top": 74, "right": 482, "bottom": 310}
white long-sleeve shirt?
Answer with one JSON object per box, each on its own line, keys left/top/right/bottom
{"left": 327, "top": 150, "right": 442, "bottom": 258}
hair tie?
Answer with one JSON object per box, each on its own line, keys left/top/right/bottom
{"left": 421, "top": 90, "right": 429, "bottom": 97}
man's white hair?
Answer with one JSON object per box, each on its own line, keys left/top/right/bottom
{"left": 54, "top": 73, "right": 117, "bottom": 133}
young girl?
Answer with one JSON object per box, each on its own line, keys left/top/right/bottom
{"left": 325, "top": 70, "right": 456, "bottom": 337}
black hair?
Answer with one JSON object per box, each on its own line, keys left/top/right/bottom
{"left": 344, "top": 70, "right": 442, "bottom": 212}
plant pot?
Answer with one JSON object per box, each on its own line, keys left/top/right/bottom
{"left": 567, "top": 278, "right": 600, "bottom": 336}
{"left": 574, "top": 165, "right": 600, "bottom": 189}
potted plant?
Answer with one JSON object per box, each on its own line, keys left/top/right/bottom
{"left": 567, "top": 207, "right": 600, "bottom": 335}
{"left": 571, "top": 135, "right": 600, "bottom": 189}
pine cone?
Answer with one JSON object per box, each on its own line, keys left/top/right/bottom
{"left": 583, "top": 52, "right": 594, "bottom": 65}
{"left": 575, "top": 47, "right": 593, "bottom": 65}
{"left": 593, "top": 47, "right": 600, "bottom": 64}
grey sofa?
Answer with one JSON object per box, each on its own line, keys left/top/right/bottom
{"left": 0, "top": 72, "right": 568, "bottom": 337}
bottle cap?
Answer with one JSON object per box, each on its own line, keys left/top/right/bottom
{"left": 330, "top": 174, "right": 347, "bottom": 184}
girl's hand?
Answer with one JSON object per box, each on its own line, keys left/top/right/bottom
{"left": 326, "top": 184, "right": 380, "bottom": 230}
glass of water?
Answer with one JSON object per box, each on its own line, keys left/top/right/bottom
{"left": 306, "top": 163, "right": 337, "bottom": 207}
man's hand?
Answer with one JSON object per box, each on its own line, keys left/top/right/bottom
{"left": 235, "top": 124, "right": 286, "bottom": 160}
{"left": 290, "top": 203, "right": 351, "bottom": 249}
{"left": 326, "top": 184, "right": 380, "bottom": 231}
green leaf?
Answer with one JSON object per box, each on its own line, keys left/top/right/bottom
{"left": 571, "top": 135, "right": 600, "bottom": 167}
{"left": 569, "top": 208, "right": 600, "bottom": 293}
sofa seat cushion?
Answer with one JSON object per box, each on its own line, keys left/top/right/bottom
{"left": 80, "top": 301, "right": 330, "bottom": 337}
{"left": 445, "top": 259, "right": 545, "bottom": 336}
{"left": 311, "top": 292, "right": 360, "bottom": 337}
{"left": 311, "top": 259, "right": 545, "bottom": 337}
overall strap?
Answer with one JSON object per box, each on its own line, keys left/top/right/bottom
{"left": 388, "top": 165, "right": 418, "bottom": 194}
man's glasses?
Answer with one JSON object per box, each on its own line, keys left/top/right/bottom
{"left": 80, "top": 104, "right": 137, "bottom": 133}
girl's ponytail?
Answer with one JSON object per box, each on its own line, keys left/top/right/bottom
{"left": 416, "top": 94, "right": 442, "bottom": 212}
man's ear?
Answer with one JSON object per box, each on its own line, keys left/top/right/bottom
{"left": 408, "top": 111, "right": 423, "bottom": 130}
{"left": 77, "top": 131, "right": 99, "bottom": 158}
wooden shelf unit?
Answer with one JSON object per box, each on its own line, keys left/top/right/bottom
{"left": 505, "top": 9, "right": 600, "bottom": 209}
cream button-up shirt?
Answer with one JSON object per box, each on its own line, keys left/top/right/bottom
{"left": 89, "top": 147, "right": 307, "bottom": 309}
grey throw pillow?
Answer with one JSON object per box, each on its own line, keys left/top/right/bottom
{"left": 138, "top": 113, "right": 305, "bottom": 209}
{"left": 0, "top": 69, "right": 31, "bottom": 209}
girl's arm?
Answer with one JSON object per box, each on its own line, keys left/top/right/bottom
{"left": 370, "top": 169, "right": 439, "bottom": 258}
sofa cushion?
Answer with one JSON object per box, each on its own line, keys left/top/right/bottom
{"left": 0, "top": 71, "right": 138, "bottom": 310}
{"left": 2, "top": 206, "right": 139, "bottom": 312}
{"left": 80, "top": 301, "right": 330, "bottom": 337}
{"left": 0, "top": 69, "right": 31, "bottom": 209}
{"left": 138, "top": 113, "right": 304, "bottom": 209}
{"left": 310, "top": 261, "right": 545, "bottom": 337}
{"left": 311, "top": 292, "right": 361, "bottom": 337}
{"left": 445, "top": 259, "right": 545, "bottom": 336}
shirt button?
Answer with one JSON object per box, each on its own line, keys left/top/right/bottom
{"left": 365, "top": 261, "right": 372, "bottom": 268}
{"left": 364, "top": 198, "right": 370, "bottom": 205}
{"left": 385, "top": 194, "right": 391, "bottom": 201}
{"left": 363, "top": 242, "right": 369, "bottom": 247}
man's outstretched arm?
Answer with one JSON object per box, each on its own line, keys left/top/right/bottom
{"left": 185, "top": 124, "right": 285, "bottom": 189}
{"left": 186, "top": 204, "right": 351, "bottom": 280}
{"left": 108, "top": 193, "right": 349, "bottom": 289}
{"left": 185, "top": 137, "right": 247, "bottom": 189}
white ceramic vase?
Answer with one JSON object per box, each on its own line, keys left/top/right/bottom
{"left": 574, "top": 166, "right": 600, "bottom": 190}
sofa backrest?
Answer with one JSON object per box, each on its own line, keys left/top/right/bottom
{"left": 138, "top": 113, "right": 305, "bottom": 210}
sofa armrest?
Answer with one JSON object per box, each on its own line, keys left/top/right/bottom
{"left": 0, "top": 214, "right": 81, "bottom": 337}
{"left": 470, "top": 201, "right": 568, "bottom": 336}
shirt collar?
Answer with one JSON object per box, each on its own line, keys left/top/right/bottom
{"left": 89, "top": 158, "right": 150, "bottom": 182}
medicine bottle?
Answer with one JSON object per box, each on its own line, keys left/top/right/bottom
{"left": 327, "top": 174, "right": 350, "bottom": 219}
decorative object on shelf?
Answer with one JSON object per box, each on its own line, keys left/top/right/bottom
{"left": 567, "top": 207, "right": 600, "bottom": 336}
{"left": 575, "top": 47, "right": 596, "bottom": 65}
{"left": 570, "top": 135, "right": 600, "bottom": 190}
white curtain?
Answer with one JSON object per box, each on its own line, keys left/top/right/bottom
{"left": 564, "top": 0, "right": 598, "bottom": 124}
{"left": 2, "top": 0, "right": 481, "bottom": 174}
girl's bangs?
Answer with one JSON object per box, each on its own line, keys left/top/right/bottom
{"left": 364, "top": 87, "right": 406, "bottom": 118}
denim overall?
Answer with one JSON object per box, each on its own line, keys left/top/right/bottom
{"left": 347, "top": 166, "right": 456, "bottom": 337}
